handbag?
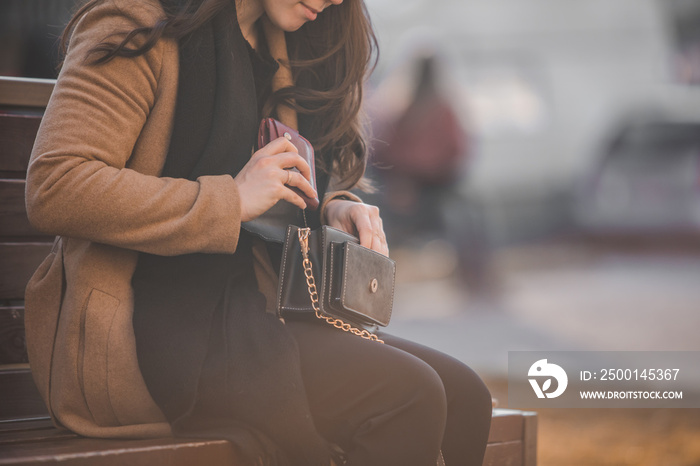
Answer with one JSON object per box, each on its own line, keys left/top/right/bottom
{"left": 258, "top": 118, "right": 396, "bottom": 342}
{"left": 277, "top": 225, "right": 396, "bottom": 343}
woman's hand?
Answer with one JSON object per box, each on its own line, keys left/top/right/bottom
{"left": 324, "top": 200, "right": 389, "bottom": 256}
{"left": 234, "top": 137, "right": 318, "bottom": 222}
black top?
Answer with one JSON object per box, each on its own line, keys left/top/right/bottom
{"left": 246, "top": 29, "right": 280, "bottom": 121}
{"left": 131, "top": 4, "right": 334, "bottom": 464}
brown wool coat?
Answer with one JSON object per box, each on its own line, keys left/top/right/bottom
{"left": 24, "top": 0, "right": 359, "bottom": 439}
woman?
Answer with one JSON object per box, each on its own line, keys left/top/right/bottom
{"left": 24, "top": 0, "right": 492, "bottom": 464}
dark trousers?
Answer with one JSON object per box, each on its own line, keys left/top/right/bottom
{"left": 286, "top": 321, "right": 492, "bottom": 466}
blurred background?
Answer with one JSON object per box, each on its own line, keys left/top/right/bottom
{"left": 361, "top": 0, "right": 700, "bottom": 464}
{"left": 2, "top": 0, "right": 700, "bottom": 464}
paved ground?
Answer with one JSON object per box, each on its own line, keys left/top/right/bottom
{"left": 385, "top": 242, "right": 700, "bottom": 379}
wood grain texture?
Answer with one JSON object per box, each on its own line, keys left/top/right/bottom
{"left": 483, "top": 440, "right": 524, "bottom": 466}
{"left": 0, "top": 404, "right": 539, "bottom": 465}
{"left": 0, "top": 180, "right": 48, "bottom": 238}
{"left": 0, "top": 428, "right": 76, "bottom": 448}
{"left": 0, "top": 113, "right": 42, "bottom": 174}
{"left": 0, "top": 367, "right": 49, "bottom": 422}
{"left": 0, "top": 307, "right": 27, "bottom": 365}
{"left": 522, "top": 411, "right": 538, "bottom": 466}
{"left": 0, "top": 243, "right": 52, "bottom": 301}
{"left": 488, "top": 409, "right": 525, "bottom": 443}
{"left": 0, "top": 437, "right": 242, "bottom": 466}
{"left": 0, "top": 77, "right": 55, "bottom": 108}
{"left": 0, "top": 418, "right": 54, "bottom": 435}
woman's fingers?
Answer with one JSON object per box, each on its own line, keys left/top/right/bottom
{"left": 283, "top": 169, "right": 318, "bottom": 201}
{"left": 351, "top": 205, "right": 388, "bottom": 256}
{"left": 235, "top": 138, "right": 313, "bottom": 221}
{"left": 234, "top": 135, "right": 323, "bottom": 221}
{"left": 351, "top": 207, "right": 373, "bottom": 249}
{"left": 370, "top": 214, "right": 389, "bottom": 256}
{"left": 278, "top": 180, "right": 308, "bottom": 210}
{"left": 252, "top": 143, "right": 318, "bottom": 200}
{"left": 274, "top": 152, "right": 313, "bottom": 183}
{"left": 323, "top": 200, "right": 389, "bottom": 256}
{"left": 258, "top": 137, "right": 312, "bottom": 183}
{"left": 257, "top": 136, "right": 298, "bottom": 157}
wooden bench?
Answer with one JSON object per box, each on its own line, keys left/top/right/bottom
{"left": 0, "top": 76, "right": 537, "bottom": 465}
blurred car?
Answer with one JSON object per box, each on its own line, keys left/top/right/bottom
{"left": 575, "top": 117, "right": 700, "bottom": 236}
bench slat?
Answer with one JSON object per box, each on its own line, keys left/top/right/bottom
{"left": 0, "top": 307, "right": 28, "bottom": 365}
{"left": 0, "top": 114, "right": 42, "bottom": 175}
{"left": 522, "top": 411, "right": 537, "bottom": 466}
{"left": 483, "top": 440, "right": 524, "bottom": 466}
{"left": 0, "top": 367, "right": 49, "bottom": 422}
{"left": 0, "top": 77, "right": 55, "bottom": 109}
{"left": 0, "top": 403, "right": 536, "bottom": 466}
{"left": 0, "top": 243, "right": 52, "bottom": 301}
{"left": 0, "top": 418, "right": 54, "bottom": 434}
{"left": 0, "top": 437, "right": 241, "bottom": 466}
{"left": 0, "top": 180, "right": 48, "bottom": 238}
{"left": 488, "top": 409, "right": 525, "bottom": 443}
{"left": 0, "top": 424, "right": 73, "bottom": 447}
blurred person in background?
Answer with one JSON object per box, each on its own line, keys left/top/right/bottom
{"left": 368, "top": 52, "right": 493, "bottom": 295}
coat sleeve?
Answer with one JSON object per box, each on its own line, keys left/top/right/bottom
{"left": 319, "top": 190, "right": 363, "bottom": 225}
{"left": 25, "top": 0, "right": 241, "bottom": 256}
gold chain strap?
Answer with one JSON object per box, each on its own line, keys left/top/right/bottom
{"left": 298, "top": 228, "right": 384, "bottom": 343}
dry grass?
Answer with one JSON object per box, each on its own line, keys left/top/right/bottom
{"left": 536, "top": 407, "right": 700, "bottom": 466}
{"left": 484, "top": 377, "right": 700, "bottom": 466}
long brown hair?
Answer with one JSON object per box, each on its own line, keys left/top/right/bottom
{"left": 60, "top": 0, "right": 377, "bottom": 190}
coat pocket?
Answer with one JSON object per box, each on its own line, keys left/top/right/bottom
{"left": 78, "top": 288, "right": 120, "bottom": 427}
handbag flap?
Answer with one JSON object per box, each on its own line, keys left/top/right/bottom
{"left": 338, "top": 242, "right": 395, "bottom": 327}
{"left": 241, "top": 201, "right": 304, "bottom": 243}
{"left": 277, "top": 225, "right": 356, "bottom": 315}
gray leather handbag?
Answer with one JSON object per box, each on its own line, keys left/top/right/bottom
{"left": 277, "top": 225, "right": 396, "bottom": 343}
